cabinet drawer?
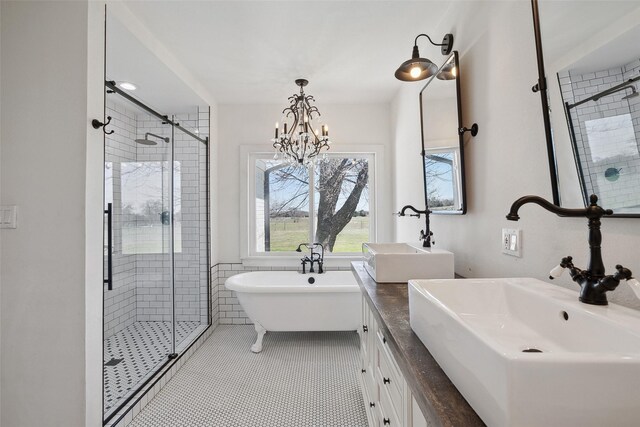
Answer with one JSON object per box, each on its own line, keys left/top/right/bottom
{"left": 376, "top": 360, "right": 403, "bottom": 422}
{"left": 378, "top": 381, "right": 401, "bottom": 427}
{"left": 376, "top": 338, "right": 404, "bottom": 420}
{"left": 376, "top": 330, "right": 402, "bottom": 381}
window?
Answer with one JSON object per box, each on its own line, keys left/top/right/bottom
{"left": 249, "top": 153, "right": 374, "bottom": 255}
{"left": 585, "top": 114, "right": 637, "bottom": 162}
{"left": 424, "top": 146, "right": 462, "bottom": 211}
{"left": 121, "top": 161, "right": 182, "bottom": 254}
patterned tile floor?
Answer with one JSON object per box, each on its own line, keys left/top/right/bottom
{"left": 129, "top": 325, "right": 367, "bottom": 426}
{"left": 104, "top": 321, "right": 202, "bottom": 416}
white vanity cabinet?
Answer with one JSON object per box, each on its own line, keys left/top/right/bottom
{"left": 359, "top": 295, "right": 429, "bottom": 427}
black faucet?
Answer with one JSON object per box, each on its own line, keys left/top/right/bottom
{"left": 397, "top": 205, "right": 433, "bottom": 247}
{"left": 506, "top": 194, "right": 634, "bottom": 305}
{"left": 296, "top": 243, "right": 324, "bottom": 274}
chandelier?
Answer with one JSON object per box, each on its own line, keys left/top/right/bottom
{"left": 272, "top": 79, "right": 331, "bottom": 166}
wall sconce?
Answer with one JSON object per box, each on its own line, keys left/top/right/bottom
{"left": 394, "top": 33, "right": 454, "bottom": 82}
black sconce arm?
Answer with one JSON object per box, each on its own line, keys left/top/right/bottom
{"left": 414, "top": 33, "right": 454, "bottom": 55}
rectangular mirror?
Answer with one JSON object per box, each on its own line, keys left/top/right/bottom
{"left": 533, "top": 0, "right": 640, "bottom": 216}
{"left": 419, "top": 51, "right": 467, "bottom": 214}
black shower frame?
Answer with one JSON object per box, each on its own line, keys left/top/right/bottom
{"left": 102, "top": 80, "right": 212, "bottom": 425}
{"left": 105, "top": 80, "right": 208, "bottom": 144}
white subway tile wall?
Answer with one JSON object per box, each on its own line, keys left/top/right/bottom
{"left": 133, "top": 110, "right": 210, "bottom": 345}
{"left": 558, "top": 58, "right": 640, "bottom": 209}
{"left": 104, "top": 101, "right": 140, "bottom": 338}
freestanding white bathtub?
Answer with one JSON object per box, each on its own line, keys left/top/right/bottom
{"left": 225, "top": 271, "right": 361, "bottom": 352}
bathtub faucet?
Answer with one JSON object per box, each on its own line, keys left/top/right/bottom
{"left": 296, "top": 243, "right": 325, "bottom": 274}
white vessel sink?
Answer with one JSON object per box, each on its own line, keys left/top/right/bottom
{"left": 362, "top": 243, "right": 454, "bottom": 283}
{"left": 408, "top": 277, "right": 640, "bottom": 427}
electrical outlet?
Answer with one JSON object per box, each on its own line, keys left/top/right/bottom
{"left": 502, "top": 228, "right": 522, "bottom": 257}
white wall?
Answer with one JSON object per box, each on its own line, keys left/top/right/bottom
{"left": 0, "top": 1, "right": 104, "bottom": 426}
{"left": 218, "top": 103, "right": 392, "bottom": 263}
{"left": 391, "top": 0, "right": 640, "bottom": 310}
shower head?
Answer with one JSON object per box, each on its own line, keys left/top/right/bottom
{"left": 134, "top": 138, "right": 157, "bottom": 146}
{"left": 135, "top": 132, "right": 170, "bottom": 145}
{"left": 622, "top": 85, "right": 638, "bottom": 100}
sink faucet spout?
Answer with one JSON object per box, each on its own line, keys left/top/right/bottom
{"left": 505, "top": 194, "right": 632, "bottom": 305}
{"left": 397, "top": 204, "right": 433, "bottom": 247}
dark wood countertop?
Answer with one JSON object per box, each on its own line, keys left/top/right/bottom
{"left": 351, "top": 262, "right": 485, "bottom": 427}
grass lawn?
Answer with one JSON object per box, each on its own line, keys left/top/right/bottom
{"left": 268, "top": 217, "right": 369, "bottom": 253}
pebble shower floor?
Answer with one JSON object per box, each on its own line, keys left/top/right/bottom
{"left": 129, "top": 325, "right": 367, "bottom": 426}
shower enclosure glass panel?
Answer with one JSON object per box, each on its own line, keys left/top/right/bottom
{"left": 103, "top": 100, "right": 174, "bottom": 420}
{"left": 103, "top": 8, "right": 211, "bottom": 424}
{"left": 172, "top": 117, "right": 210, "bottom": 350}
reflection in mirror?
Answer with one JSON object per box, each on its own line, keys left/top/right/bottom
{"left": 419, "top": 52, "right": 466, "bottom": 214}
{"left": 425, "top": 145, "right": 462, "bottom": 211}
{"left": 559, "top": 56, "right": 639, "bottom": 213}
{"left": 535, "top": 0, "right": 640, "bottom": 216}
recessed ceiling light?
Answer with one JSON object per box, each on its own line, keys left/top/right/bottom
{"left": 118, "top": 82, "right": 137, "bottom": 91}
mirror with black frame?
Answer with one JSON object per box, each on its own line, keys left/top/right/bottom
{"left": 533, "top": 0, "right": 640, "bottom": 216}
{"left": 419, "top": 51, "right": 467, "bottom": 214}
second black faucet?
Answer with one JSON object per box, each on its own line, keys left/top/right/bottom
{"left": 506, "top": 194, "right": 634, "bottom": 305}
{"left": 296, "top": 243, "right": 325, "bottom": 274}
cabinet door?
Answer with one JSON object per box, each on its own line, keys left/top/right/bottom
{"left": 360, "top": 296, "right": 378, "bottom": 427}
{"left": 360, "top": 295, "right": 369, "bottom": 358}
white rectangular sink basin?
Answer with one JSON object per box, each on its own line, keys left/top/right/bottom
{"left": 362, "top": 242, "right": 454, "bottom": 283}
{"left": 409, "top": 277, "right": 640, "bottom": 427}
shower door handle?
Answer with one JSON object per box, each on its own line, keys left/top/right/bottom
{"left": 104, "top": 203, "right": 113, "bottom": 291}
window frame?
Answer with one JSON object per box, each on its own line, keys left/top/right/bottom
{"left": 240, "top": 145, "right": 379, "bottom": 264}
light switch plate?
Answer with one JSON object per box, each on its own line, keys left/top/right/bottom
{"left": 0, "top": 205, "right": 17, "bottom": 229}
{"left": 502, "top": 228, "right": 521, "bottom": 257}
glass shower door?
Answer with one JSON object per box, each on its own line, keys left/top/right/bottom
{"left": 171, "top": 113, "right": 210, "bottom": 351}
{"left": 103, "top": 100, "right": 174, "bottom": 420}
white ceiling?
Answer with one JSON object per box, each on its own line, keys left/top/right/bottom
{"left": 116, "top": 1, "right": 454, "bottom": 105}
{"left": 539, "top": 1, "right": 640, "bottom": 74}
{"left": 107, "top": 13, "right": 207, "bottom": 113}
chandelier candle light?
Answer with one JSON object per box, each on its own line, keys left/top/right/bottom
{"left": 272, "top": 79, "right": 331, "bottom": 166}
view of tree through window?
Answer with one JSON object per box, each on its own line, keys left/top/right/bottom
{"left": 425, "top": 152, "right": 456, "bottom": 210}
{"left": 121, "top": 161, "right": 181, "bottom": 254}
{"left": 254, "top": 156, "right": 370, "bottom": 253}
